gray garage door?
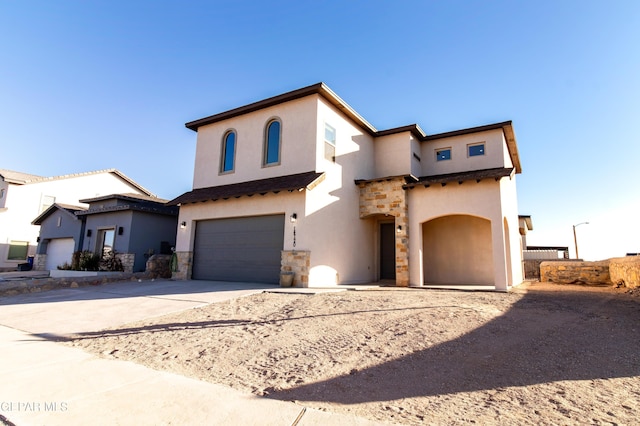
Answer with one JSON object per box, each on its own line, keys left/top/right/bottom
{"left": 192, "top": 215, "right": 285, "bottom": 284}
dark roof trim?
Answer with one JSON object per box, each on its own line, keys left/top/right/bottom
{"left": 32, "top": 203, "right": 86, "bottom": 225}
{"left": 186, "top": 83, "right": 377, "bottom": 134}
{"left": 168, "top": 171, "right": 325, "bottom": 206}
{"left": 186, "top": 83, "right": 521, "bottom": 173}
{"left": 404, "top": 167, "right": 514, "bottom": 189}
{"left": 76, "top": 203, "right": 178, "bottom": 217}
{"left": 519, "top": 215, "right": 533, "bottom": 230}
{"left": 525, "top": 246, "right": 569, "bottom": 251}
{"left": 423, "top": 121, "right": 512, "bottom": 140}
{"left": 375, "top": 124, "right": 426, "bottom": 140}
{"left": 355, "top": 174, "right": 419, "bottom": 186}
{"left": 79, "top": 193, "right": 169, "bottom": 204}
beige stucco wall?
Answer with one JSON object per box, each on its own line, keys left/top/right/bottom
{"left": 407, "top": 176, "right": 521, "bottom": 291}
{"left": 423, "top": 215, "right": 494, "bottom": 285}
{"left": 192, "top": 96, "right": 319, "bottom": 189}
{"left": 500, "top": 175, "right": 524, "bottom": 286}
{"left": 0, "top": 173, "right": 147, "bottom": 269}
{"left": 421, "top": 129, "right": 513, "bottom": 176}
{"left": 178, "top": 95, "right": 378, "bottom": 286}
{"left": 373, "top": 132, "right": 413, "bottom": 178}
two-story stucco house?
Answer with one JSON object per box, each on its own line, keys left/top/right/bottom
{"left": 169, "top": 83, "right": 524, "bottom": 291}
{"left": 0, "top": 169, "right": 153, "bottom": 271}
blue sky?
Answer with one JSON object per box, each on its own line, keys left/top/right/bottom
{"left": 1, "top": 1, "right": 639, "bottom": 260}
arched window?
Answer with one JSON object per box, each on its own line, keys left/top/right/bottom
{"left": 264, "top": 119, "right": 281, "bottom": 165}
{"left": 221, "top": 130, "right": 236, "bottom": 173}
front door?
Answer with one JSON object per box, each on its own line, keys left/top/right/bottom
{"left": 380, "top": 223, "right": 396, "bottom": 280}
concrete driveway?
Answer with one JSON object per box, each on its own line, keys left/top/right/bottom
{"left": 0, "top": 279, "right": 278, "bottom": 337}
{"left": 0, "top": 279, "right": 380, "bottom": 425}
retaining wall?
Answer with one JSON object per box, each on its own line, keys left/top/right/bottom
{"left": 540, "top": 260, "right": 610, "bottom": 285}
{"left": 609, "top": 256, "right": 640, "bottom": 288}
{"left": 540, "top": 257, "right": 640, "bottom": 288}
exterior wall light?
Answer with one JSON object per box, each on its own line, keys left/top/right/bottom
{"left": 118, "top": 227, "right": 124, "bottom": 235}
{"left": 396, "top": 225, "right": 402, "bottom": 233}
{"left": 180, "top": 221, "right": 187, "bottom": 229}
{"left": 290, "top": 213, "right": 297, "bottom": 223}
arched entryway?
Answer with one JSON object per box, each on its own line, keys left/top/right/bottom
{"left": 422, "top": 215, "right": 494, "bottom": 285}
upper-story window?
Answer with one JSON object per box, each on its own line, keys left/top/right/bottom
{"left": 468, "top": 143, "right": 485, "bottom": 157}
{"left": 324, "top": 122, "right": 336, "bottom": 162}
{"left": 436, "top": 148, "right": 451, "bottom": 161}
{"left": 324, "top": 123, "right": 336, "bottom": 146}
{"left": 220, "top": 130, "right": 236, "bottom": 173}
{"left": 264, "top": 119, "right": 281, "bottom": 166}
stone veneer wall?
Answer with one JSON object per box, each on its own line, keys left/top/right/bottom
{"left": 145, "top": 254, "right": 172, "bottom": 279}
{"left": 171, "top": 251, "right": 193, "bottom": 280}
{"left": 281, "top": 250, "right": 310, "bottom": 287}
{"left": 357, "top": 177, "right": 409, "bottom": 286}
{"left": 33, "top": 254, "right": 47, "bottom": 271}
{"left": 540, "top": 260, "right": 610, "bottom": 285}
{"left": 116, "top": 253, "right": 135, "bottom": 273}
{"left": 609, "top": 256, "right": 640, "bottom": 288}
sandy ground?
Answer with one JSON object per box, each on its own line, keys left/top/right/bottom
{"left": 66, "top": 282, "right": 640, "bottom": 425}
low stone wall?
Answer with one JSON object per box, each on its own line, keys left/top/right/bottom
{"left": 117, "top": 253, "right": 135, "bottom": 273}
{"left": 146, "top": 254, "right": 172, "bottom": 279}
{"left": 540, "top": 260, "right": 610, "bottom": 285}
{"left": 0, "top": 272, "right": 147, "bottom": 297}
{"left": 609, "top": 256, "right": 640, "bottom": 289}
{"left": 281, "top": 250, "right": 310, "bottom": 287}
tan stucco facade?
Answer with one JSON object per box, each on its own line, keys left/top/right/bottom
{"left": 174, "top": 83, "right": 524, "bottom": 290}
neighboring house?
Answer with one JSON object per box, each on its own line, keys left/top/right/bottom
{"left": 0, "top": 169, "right": 153, "bottom": 271}
{"left": 32, "top": 194, "right": 178, "bottom": 272}
{"left": 170, "top": 83, "right": 525, "bottom": 291}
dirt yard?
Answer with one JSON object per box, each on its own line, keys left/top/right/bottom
{"left": 66, "top": 282, "right": 640, "bottom": 425}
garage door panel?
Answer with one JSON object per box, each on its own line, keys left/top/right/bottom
{"left": 45, "top": 238, "right": 76, "bottom": 270}
{"left": 192, "top": 215, "right": 284, "bottom": 284}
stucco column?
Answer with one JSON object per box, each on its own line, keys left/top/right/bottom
{"left": 492, "top": 220, "right": 509, "bottom": 292}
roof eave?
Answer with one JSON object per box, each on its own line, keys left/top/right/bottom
{"left": 185, "top": 83, "right": 378, "bottom": 136}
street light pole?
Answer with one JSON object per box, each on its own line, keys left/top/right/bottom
{"left": 573, "top": 222, "right": 589, "bottom": 259}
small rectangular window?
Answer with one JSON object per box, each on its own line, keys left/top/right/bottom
{"left": 436, "top": 148, "right": 451, "bottom": 161}
{"left": 324, "top": 123, "right": 336, "bottom": 146}
{"left": 324, "top": 123, "right": 336, "bottom": 162}
{"left": 8, "top": 241, "right": 29, "bottom": 260}
{"left": 468, "top": 143, "right": 485, "bottom": 157}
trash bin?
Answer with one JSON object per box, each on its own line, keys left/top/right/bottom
{"left": 279, "top": 271, "right": 294, "bottom": 287}
{"left": 27, "top": 256, "right": 34, "bottom": 268}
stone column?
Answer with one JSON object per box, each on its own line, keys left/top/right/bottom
{"left": 171, "top": 251, "right": 193, "bottom": 280}
{"left": 33, "top": 254, "right": 47, "bottom": 271}
{"left": 281, "top": 250, "right": 310, "bottom": 287}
